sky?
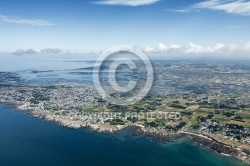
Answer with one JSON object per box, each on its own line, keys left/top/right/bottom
{"left": 0, "top": 0, "right": 250, "bottom": 59}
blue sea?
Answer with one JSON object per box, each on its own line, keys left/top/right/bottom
{"left": 0, "top": 104, "right": 247, "bottom": 166}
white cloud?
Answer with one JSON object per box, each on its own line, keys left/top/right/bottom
{"left": 165, "top": 9, "right": 191, "bottom": 13}
{"left": 41, "top": 48, "right": 61, "bottom": 54}
{"left": 7, "top": 42, "right": 250, "bottom": 59}
{"left": 168, "top": 0, "right": 250, "bottom": 16}
{"left": 144, "top": 46, "right": 155, "bottom": 52}
{"left": 143, "top": 43, "right": 181, "bottom": 53}
{"left": 0, "top": 15, "right": 54, "bottom": 26}
{"left": 224, "top": 25, "right": 240, "bottom": 29}
{"left": 11, "top": 49, "right": 39, "bottom": 55}
{"left": 11, "top": 48, "right": 61, "bottom": 55}
{"left": 143, "top": 42, "right": 250, "bottom": 59}
{"left": 158, "top": 43, "right": 167, "bottom": 51}
{"left": 170, "top": 44, "right": 181, "bottom": 49}
{"left": 94, "top": 0, "right": 160, "bottom": 6}
{"left": 185, "top": 42, "right": 225, "bottom": 54}
{"left": 194, "top": 0, "right": 250, "bottom": 16}
{"left": 227, "top": 42, "right": 250, "bottom": 52}
{"left": 10, "top": 48, "right": 98, "bottom": 56}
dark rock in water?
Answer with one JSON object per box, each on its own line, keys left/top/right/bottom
{"left": 188, "top": 134, "right": 250, "bottom": 164}
{"left": 132, "top": 128, "right": 185, "bottom": 143}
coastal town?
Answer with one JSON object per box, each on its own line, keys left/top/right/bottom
{"left": 0, "top": 61, "right": 250, "bottom": 164}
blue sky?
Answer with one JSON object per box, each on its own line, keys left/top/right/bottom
{"left": 0, "top": 0, "right": 250, "bottom": 58}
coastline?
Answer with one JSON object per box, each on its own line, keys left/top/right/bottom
{"left": 133, "top": 127, "right": 250, "bottom": 165}
{"left": 1, "top": 102, "right": 250, "bottom": 165}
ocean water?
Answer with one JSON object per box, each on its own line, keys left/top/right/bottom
{"left": 0, "top": 104, "right": 247, "bottom": 166}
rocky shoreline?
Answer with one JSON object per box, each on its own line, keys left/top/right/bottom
{"left": 187, "top": 133, "right": 250, "bottom": 164}
{"left": 133, "top": 127, "right": 250, "bottom": 165}
{"left": 132, "top": 128, "right": 186, "bottom": 142}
